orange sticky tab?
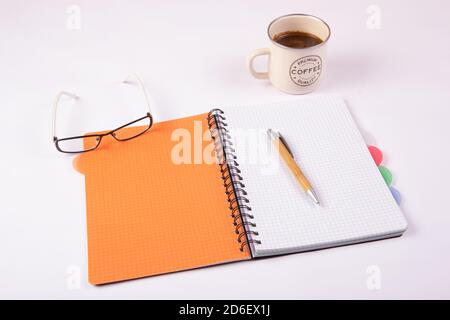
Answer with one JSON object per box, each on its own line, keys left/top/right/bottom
{"left": 76, "top": 113, "right": 250, "bottom": 285}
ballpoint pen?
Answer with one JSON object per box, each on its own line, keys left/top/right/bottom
{"left": 267, "top": 129, "right": 320, "bottom": 206}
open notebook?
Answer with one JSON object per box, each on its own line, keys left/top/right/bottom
{"left": 75, "top": 96, "right": 407, "bottom": 284}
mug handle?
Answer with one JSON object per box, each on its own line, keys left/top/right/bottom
{"left": 247, "top": 48, "right": 270, "bottom": 79}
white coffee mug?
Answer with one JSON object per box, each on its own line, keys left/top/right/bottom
{"left": 247, "top": 14, "right": 331, "bottom": 94}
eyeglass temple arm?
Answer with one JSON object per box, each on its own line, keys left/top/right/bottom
{"left": 52, "top": 91, "right": 79, "bottom": 141}
{"left": 123, "top": 74, "right": 153, "bottom": 116}
{"left": 53, "top": 75, "right": 151, "bottom": 142}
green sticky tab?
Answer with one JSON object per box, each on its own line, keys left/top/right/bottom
{"left": 379, "top": 166, "right": 393, "bottom": 186}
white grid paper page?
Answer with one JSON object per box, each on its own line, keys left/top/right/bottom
{"left": 222, "top": 97, "right": 407, "bottom": 257}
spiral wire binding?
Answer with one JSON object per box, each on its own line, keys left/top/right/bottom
{"left": 207, "top": 109, "right": 261, "bottom": 255}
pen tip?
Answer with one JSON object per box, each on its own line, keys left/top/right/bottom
{"left": 307, "top": 189, "right": 320, "bottom": 207}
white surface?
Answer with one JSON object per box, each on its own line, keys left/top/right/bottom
{"left": 223, "top": 98, "right": 407, "bottom": 256}
{"left": 1, "top": 0, "right": 450, "bottom": 299}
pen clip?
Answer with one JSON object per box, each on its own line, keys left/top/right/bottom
{"left": 267, "top": 129, "right": 294, "bottom": 159}
{"left": 278, "top": 133, "right": 294, "bottom": 159}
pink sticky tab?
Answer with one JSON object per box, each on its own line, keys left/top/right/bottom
{"left": 368, "top": 145, "right": 383, "bottom": 166}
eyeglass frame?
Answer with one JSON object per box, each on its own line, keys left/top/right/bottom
{"left": 52, "top": 74, "right": 154, "bottom": 154}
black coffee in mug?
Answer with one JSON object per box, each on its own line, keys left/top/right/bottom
{"left": 273, "top": 31, "right": 323, "bottom": 48}
{"left": 247, "top": 14, "right": 331, "bottom": 94}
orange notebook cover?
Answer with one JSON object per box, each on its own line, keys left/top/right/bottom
{"left": 74, "top": 113, "right": 250, "bottom": 285}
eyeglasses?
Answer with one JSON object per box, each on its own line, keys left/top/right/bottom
{"left": 52, "top": 74, "right": 153, "bottom": 153}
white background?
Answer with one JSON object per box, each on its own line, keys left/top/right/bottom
{"left": 1, "top": 0, "right": 449, "bottom": 299}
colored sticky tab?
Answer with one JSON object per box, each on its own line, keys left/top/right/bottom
{"left": 72, "top": 155, "right": 85, "bottom": 174}
{"left": 379, "top": 166, "right": 393, "bottom": 186}
{"left": 368, "top": 145, "right": 383, "bottom": 166}
{"left": 390, "top": 186, "right": 402, "bottom": 205}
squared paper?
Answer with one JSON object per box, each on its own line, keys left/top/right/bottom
{"left": 223, "top": 97, "right": 407, "bottom": 257}
{"left": 75, "top": 114, "right": 250, "bottom": 284}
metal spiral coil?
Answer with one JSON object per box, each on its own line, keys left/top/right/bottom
{"left": 207, "top": 109, "right": 261, "bottom": 255}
